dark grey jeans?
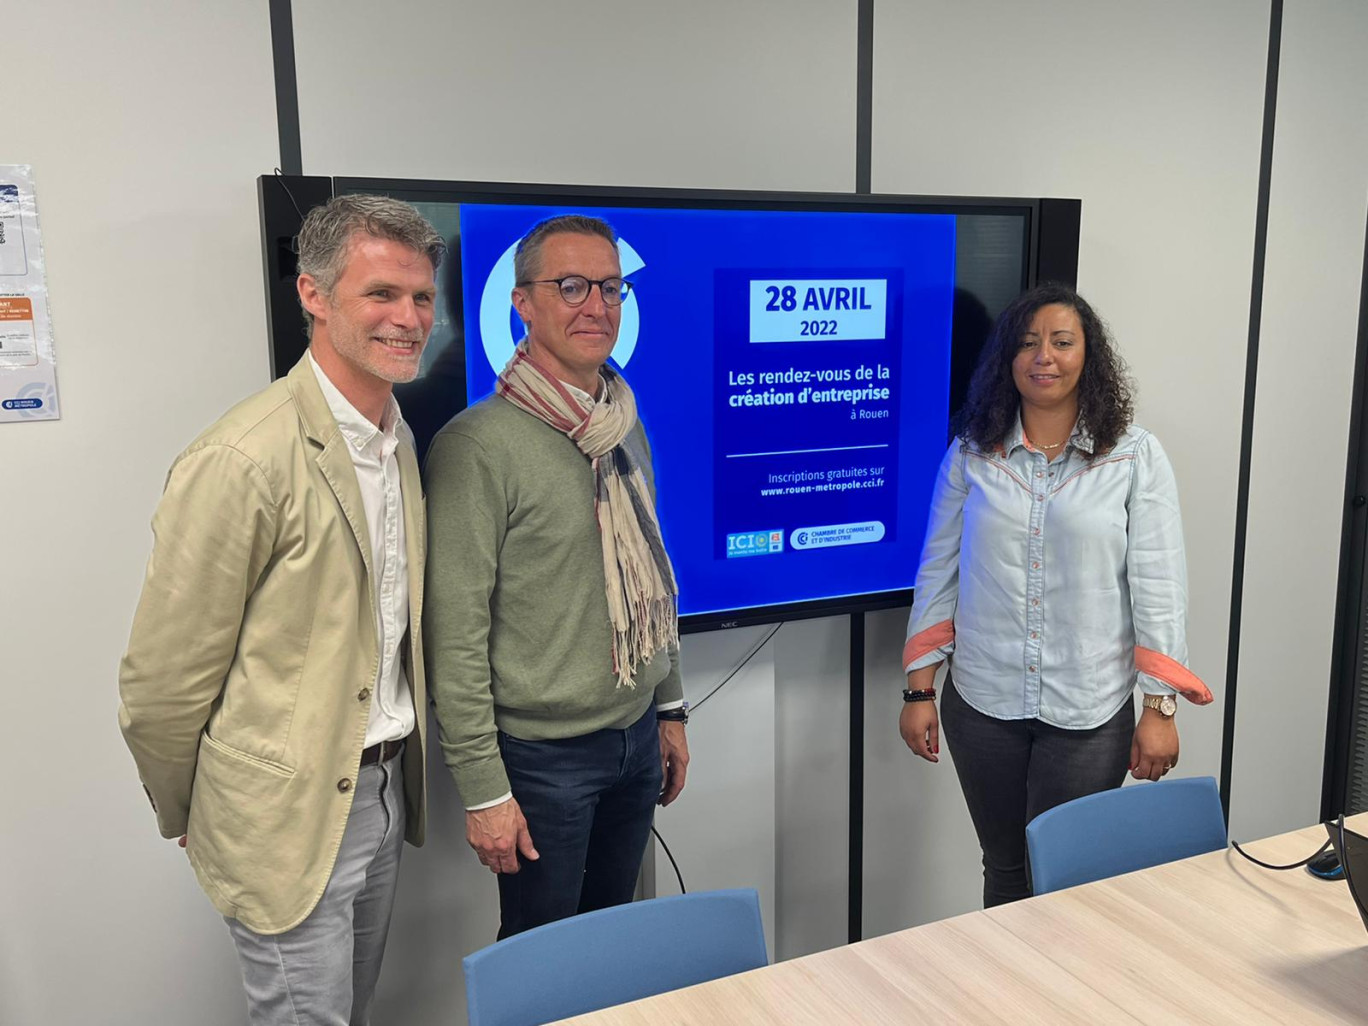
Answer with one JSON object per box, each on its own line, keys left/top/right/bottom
{"left": 940, "top": 677, "right": 1134, "bottom": 907}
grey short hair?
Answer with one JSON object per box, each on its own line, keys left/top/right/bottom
{"left": 513, "top": 214, "right": 618, "bottom": 285}
{"left": 296, "top": 194, "right": 446, "bottom": 336}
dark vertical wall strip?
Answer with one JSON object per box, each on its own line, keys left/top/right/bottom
{"left": 848, "top": 613, "right": 865, "bottom": 943}
{"left": 1322, "top": 209, "right": 1368, "bottom": 818}
{"left": 269, "top": 0, "right": 304, "bottom": 175}
{"left": 855, "top": 0, "right": 874, "bottom": 194}
{"left": 1220, "top": 0, "right": 1283, "bottom": 818}
{"left": 849, "top": 0, "right": 874, "bottom": 943}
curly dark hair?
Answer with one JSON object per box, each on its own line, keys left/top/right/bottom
{"left": 956, "top": 283, "right": 1134, "bottom": 457}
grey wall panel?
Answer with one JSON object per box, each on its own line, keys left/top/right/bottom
{"left": 649, "top": 632, "right": 779, "bottom": 949}
{"left": 293, "top": 0, "right": 858, "bottom": 191}
{"left": 774, "top": 616, "right": 852, "bottom": 959}
{"left": 1229, "top": 0, "right": 1368, "bottom": 841}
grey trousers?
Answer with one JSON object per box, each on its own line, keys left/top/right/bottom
{"left": 226, "top": 754, "right": 406, "bottom": 1025}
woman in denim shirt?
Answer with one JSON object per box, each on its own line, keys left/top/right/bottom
{"left": 899, "top": 283, "right": 1213, "bottom": 907}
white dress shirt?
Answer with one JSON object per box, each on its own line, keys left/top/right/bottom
{"left": 308, "top": 353, "right": 416, "bottom": 747}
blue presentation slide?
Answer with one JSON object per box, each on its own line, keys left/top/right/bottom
{"left": 460, "top": 204, "right": 957, "bottom": 617}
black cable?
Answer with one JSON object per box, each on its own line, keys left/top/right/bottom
{"left": 648, "top": 621, "right": 784, "bottom": 898}
{"left": 690, "top": 622, "right": 783, "bottom": 713}
{"left": 1230, "top": 837, "right": 1332, "bottom": 871}
{"left": 272, "top": 167, "right": 305, "bottom": 223}
{"left": 652, "top": 825, "right": 686, "bottom": 894}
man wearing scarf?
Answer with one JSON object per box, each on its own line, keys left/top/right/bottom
{"left": 425, "top": 215, "right": 689, "bottom": 938}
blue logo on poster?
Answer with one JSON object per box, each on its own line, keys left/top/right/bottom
{"left": 2, "top": 398, "right": 42, "bottom": 410}
{"left": 479, "top": 237, "right": 645, "bottom": 374}
{"left": 726, "top": 530, "right": 784, "bottom": 558}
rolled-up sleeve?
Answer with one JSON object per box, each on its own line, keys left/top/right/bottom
{"left": 1126, "top": 433, "right": 1213, "bottom": 705}
{"left": 904, "top": 442, "right": 968, "bottom": 673}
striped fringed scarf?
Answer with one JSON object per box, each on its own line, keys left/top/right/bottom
{"left": 496, "top": 343, "right": 679, "bottom": 687}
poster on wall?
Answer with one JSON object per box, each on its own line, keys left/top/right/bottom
{"left": 0, "top": 165, "right": 60, "bottom": 423}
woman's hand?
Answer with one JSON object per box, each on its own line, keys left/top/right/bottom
{"left": 1130, "top": 708, "right": 1179, "bottom": 781}
{"left": 900, "top": 701, "right": 940, "bottom": 763}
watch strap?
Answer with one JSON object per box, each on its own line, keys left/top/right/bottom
{"left": 1143, "top": 694, "right": 1176, "bottom": 716}
{"left": 657, "top": 704, "right": 689, "bottom": 724}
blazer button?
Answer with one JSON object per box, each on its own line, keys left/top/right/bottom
{"left": 338, "top": 778, "right": 352, "bottom": 793}
{"left": 358, "top": 688, "right": 371, "bottom": 702}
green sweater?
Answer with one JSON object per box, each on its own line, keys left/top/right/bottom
{"left": 424, "top": 394, "right": 683, "bottom": 807}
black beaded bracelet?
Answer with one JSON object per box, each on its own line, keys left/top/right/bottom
{"left": 902, "top": 688, "right": 937, "bottom": 703}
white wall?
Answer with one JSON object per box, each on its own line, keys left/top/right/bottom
{"left": 3, "top": 3, "right": 279, "bottom": 1024}
{"left": 652, "top": 630, "right": 779, "bottom": 949}
{"left": 292, "top": 0, "right": 858, "bottom": 192}
{"left": 6, "top": 2, "right": 1368, "bottom": 1024}
{"left": 1228, "top": 0, "right": 1368, "bottom": 841}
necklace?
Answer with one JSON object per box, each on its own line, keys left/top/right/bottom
{"left": 1036, "top": 439, "right": 1067, "bottom": 450}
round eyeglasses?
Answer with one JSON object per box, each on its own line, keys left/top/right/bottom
{"left": 517, "top": 275, "right": 632, "bottom": 307}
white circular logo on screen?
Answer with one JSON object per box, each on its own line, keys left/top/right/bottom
{"left": 479, "top": 237, "right": 645, "bottom": 373}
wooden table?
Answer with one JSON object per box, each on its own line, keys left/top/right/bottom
{"left": 559, "top": 813, "right": 1368, "bottom": 1025}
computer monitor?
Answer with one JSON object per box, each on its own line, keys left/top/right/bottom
{"left": 1326, "top": 817, "right": 1368, "bottom": 935}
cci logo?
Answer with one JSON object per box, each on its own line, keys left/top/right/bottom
{"left": 479, "top": 236, "right": 645, "bottom": 374}
{"left": 726, "top": 530, "right": 785, "bottom": 559}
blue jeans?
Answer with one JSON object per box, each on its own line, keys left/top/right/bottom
{"left": 496, "top": 705, "right": 663, "bottom": 939}
{"left": 940, "top": 677, "right": 1134, "bottom": 907}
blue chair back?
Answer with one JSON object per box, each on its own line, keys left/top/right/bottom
{"left": 1025, "top": 776, "right": 1227, "bottom": 895}
{"left": 463, "top": 888, "right": 768, "bottom": 1026}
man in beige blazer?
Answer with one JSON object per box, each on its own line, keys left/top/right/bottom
{"left": 119, "top": 194, "right": 443, "bottom": 1025}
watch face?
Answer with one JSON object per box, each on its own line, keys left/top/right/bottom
{"left": 1161, "top": 696, "right": 1177, "bottom": 716}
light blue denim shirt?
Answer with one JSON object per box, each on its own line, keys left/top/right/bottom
{"left": 903, "top": 416, "right": 1212, "bottom": 729}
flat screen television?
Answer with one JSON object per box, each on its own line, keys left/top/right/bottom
{"left": 258, "top": 177, "right": 1080, "bottom": 632}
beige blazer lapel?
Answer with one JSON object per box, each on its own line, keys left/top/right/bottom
{"left": 285, "top": 357, "right": 373, "bottom": 582}
{"left": 317, "top": 440, "right": 374, "bottom": 580}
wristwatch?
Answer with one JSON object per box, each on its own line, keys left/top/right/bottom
{"left": 657, "top": 702, "right": 689, "bottom": 725}
{"left": 1143, "top": 694, "right": 1177, "bottom": 718}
